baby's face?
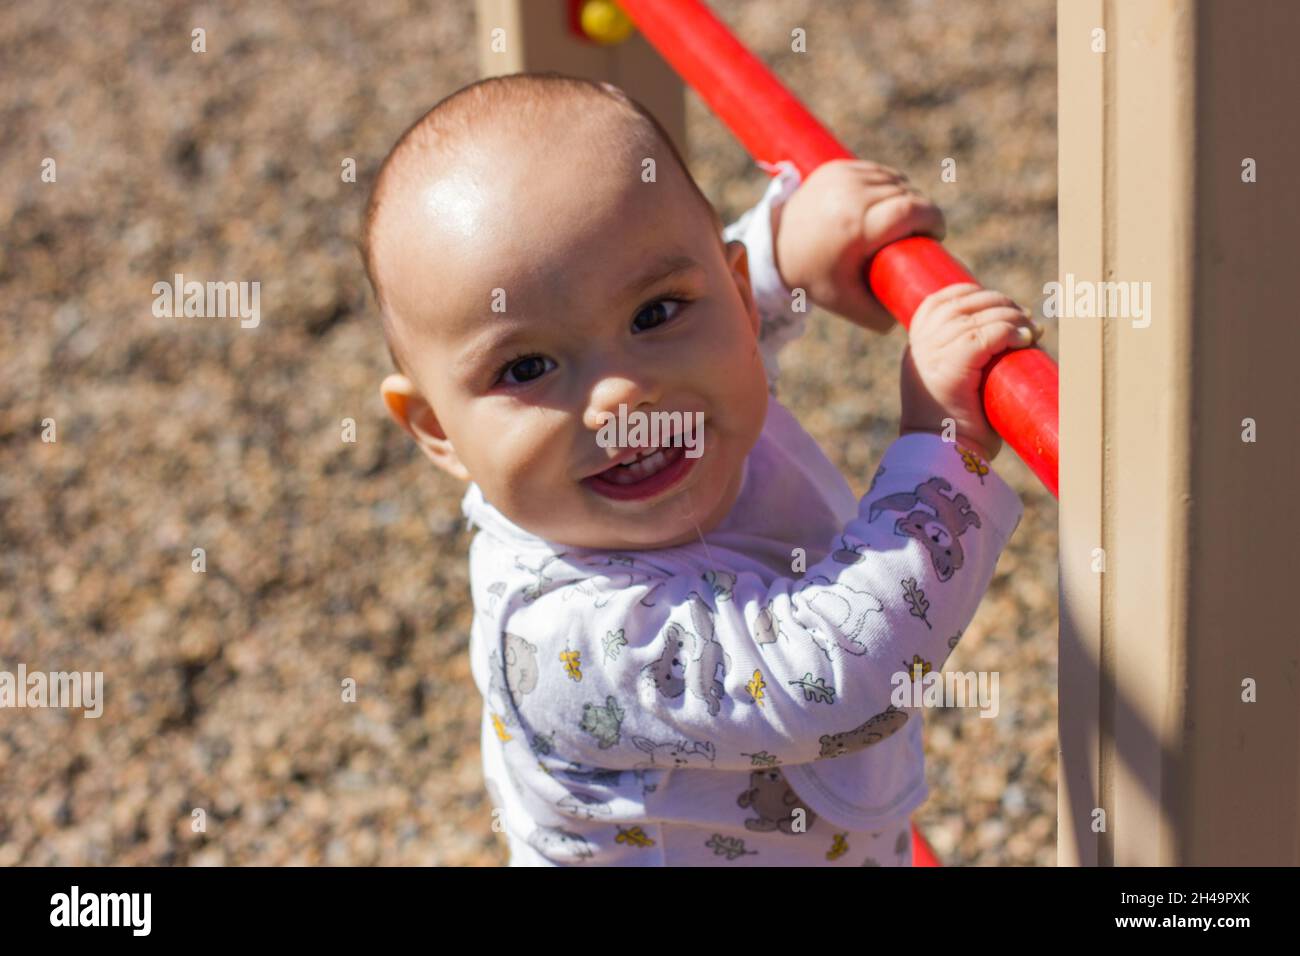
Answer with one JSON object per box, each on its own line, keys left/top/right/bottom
{"left": 376, "top": 117, "right": 771, "bottom": 549}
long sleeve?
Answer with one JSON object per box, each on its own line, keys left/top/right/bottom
{"left": 484, "top": 432, "right": 1023, "bottom": 773}
{"left": 721, "top": 160, "right": 805, "bottom": 388}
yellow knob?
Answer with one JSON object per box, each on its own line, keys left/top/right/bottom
{"left": 580, "top": 0, "right": 635, "bottom": 45}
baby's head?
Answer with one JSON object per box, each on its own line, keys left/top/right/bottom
{"left": 362, "top": 73, "right": 771, "bottom": 550}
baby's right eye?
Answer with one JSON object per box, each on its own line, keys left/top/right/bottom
{"left": 498, "top": 354, "right": 556, "bottom": 386}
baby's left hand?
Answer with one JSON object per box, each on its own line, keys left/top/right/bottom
{"left": 772, "top": 158, "right": 945, "bottom": 334}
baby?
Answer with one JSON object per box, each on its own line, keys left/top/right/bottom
{"left": 361, "top": 73, "right": 1038, "bottom": 866}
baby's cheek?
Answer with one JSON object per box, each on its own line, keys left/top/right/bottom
{"left": 733, "top": 371, "right": 768, "bottom": 425}
{"left": 699, "top": 313, "right": 765, "bottom": 389}
{"left": 501, "top": 446, "right": 561, "bottom": 507}
{"left": 732, "top": 340, "right": 771, "bottom": 409}
{"left": 467, "top": 422, "right": 554, "bottom": 508}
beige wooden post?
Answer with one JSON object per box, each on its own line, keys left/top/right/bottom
{"left": 1058, "top": 0, "right": 1300, "bottom": 865}
{"left": 475, "top": 0, "right": 687, "bottom": 154}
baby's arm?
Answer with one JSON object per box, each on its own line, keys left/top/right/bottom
{"left": 492, "top": 433, "right": 1022, "bottom": 772}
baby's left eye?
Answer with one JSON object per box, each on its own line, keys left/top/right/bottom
{"left": 632, "top": 299, "right": 684, "bottom": 333}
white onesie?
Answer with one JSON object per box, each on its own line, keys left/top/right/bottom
{"left": 462, "top": 162, "right": 1025, "bottom": 865}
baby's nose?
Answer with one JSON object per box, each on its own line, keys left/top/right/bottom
{"left": 583, "top": 373, "right": 662, "bottom": 431}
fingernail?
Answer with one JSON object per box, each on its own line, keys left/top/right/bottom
{"left": 1017, "top": 326, "right": 1034, "bottom": 343}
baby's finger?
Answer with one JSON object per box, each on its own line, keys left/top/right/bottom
{"left": 915, "top": 288, "right": 1017, "bottom": 332}
{"left": 948, "top": 310, "right": 1041, "bottom": 359}
{"left": 857, "top": 168, "right": 911, "bottom": 188}
{"left": 930, "top": 291, "right": 1029, "bottom": 335}
{"left": 862, "top": 192, "right": 946, "bottom": 254}
{"left": 904, "top": 187, "right": 946, "bottom": 241}
{"left": 944, "top": 289, "right": 1024, "bottom": 316}
{"left": 940, "top": 304, "right": 1036, "bottom": 343}
{"left": 842, "top": 159, "right": 910, "bottom": 186}
{"left": 915, "top": 282, "right": 984, "bottom": 316}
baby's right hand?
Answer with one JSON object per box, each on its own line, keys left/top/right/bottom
{"left": 898, "top": 283, "right": 1043, "bottom": 462}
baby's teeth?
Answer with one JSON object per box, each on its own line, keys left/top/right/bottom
{"left": 625, "top": 450, "right": 664, "bottom": 480}
{"left": 607, "top": 448, "right": 672, "bottom": 484}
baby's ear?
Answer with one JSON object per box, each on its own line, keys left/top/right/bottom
{"left": 380, "top": 374, "right": 471, "bottom": 482}
{"left": 724, "top": 239, "right": 760, "bottom": 337}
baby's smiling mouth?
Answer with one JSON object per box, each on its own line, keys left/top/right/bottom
{"left": 583, "top": 435, "right": 699, "bottom": 501}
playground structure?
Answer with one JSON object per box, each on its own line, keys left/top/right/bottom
{"left": 475, "top": 0, "right": 1300, "bottom": 865}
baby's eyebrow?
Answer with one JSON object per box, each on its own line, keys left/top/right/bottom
{"left": 619, "top": 254, "right": 703, "bottom": 301}
{"left": 456, "top": 325, "right": 531, "bottom": 378}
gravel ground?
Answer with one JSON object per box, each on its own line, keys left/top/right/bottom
{"left": 0, "top": 0, "right": 1058, "bottom": 865}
